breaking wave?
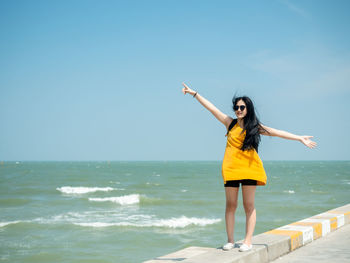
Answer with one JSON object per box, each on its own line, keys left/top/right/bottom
{"left": 56, "top": 186, "right": 114, "bottom": 194}
{"left": 0, "top": 221, "right": 21, "bottom": 227}
{"left": 74, "top": 216, "right": 221, "bottom": 228}
{"left": 89, "top": 194, "right": 140, "bottom": 205}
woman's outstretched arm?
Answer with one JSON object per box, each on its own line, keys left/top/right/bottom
{"left": 259, "top": 124, "right": 317, "bottom": 149}
{"left": 182, "top": 82, "right": 232, "bottom": 129}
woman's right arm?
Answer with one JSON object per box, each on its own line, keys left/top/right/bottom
{"left": 182, "top": 82, "right": 233, "bottom": 129}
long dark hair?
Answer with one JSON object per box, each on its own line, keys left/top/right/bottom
{"left": 232, "top": 96, "right": 268, "bottom": 153}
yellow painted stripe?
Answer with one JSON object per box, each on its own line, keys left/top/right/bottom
{"left": 290, "top": 222, "right": 322, "bottom": 240}
{"left": 314, "top": 216, "right": 337, "bottom": 231}
{"left": 266, "top": 229, "right": 303, "bottom": 250}
{"left": 330, "top": 217, "right": 337, "bottom": 230}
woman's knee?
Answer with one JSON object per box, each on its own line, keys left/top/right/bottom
{"left": 226, "top": 200, "right": 238, "bottom": 211}
{"left": 243, "top": 201, "right": 255, "bottom": 213}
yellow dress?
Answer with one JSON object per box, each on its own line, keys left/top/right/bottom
{"left": 221, "top": 121, "right": 267, "bottom": 186}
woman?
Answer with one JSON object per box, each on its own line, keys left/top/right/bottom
{"left": 181, "top": 82, "right": 317, "bottom": 252}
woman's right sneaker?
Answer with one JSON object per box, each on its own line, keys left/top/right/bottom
{"left": 222, "top": 242, "right": 235, "bottom": 251}
{"left": 239, "top": 243, "right": 253, "bottom": 252}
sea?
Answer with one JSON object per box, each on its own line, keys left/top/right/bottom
{"left": 0, "top": 161, "right": 349, "bottom": 263}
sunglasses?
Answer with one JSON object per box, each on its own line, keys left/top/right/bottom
{"left": 234, "top": 105, "right": 246, "bottom": 111}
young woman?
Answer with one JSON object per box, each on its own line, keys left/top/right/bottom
{"left": 181, "top": 82, "right": 317, "bottom": 252}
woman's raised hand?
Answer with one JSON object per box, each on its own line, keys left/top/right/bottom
{"left": 182, "top": 82, "right": 196, "bottom": 96}
{"left": 300, "top": 136, "right": 317, "bottom": 149}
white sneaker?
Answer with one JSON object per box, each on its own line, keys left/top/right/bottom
{"left": 239, "top": 243, "right": 252, "bottom": 252}
{"left": 222, "top": 242, "right": 235, "bottom": 251}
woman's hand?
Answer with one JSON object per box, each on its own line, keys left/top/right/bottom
{"left": 182, "top": 82, "right": 196, "bottom": 96}
{"left": 299, "top": 136, "right": 317, "bottom": 149}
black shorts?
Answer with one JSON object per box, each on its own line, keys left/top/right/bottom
{"left": 224, "top": 179, "right": 257, "bottom": 187}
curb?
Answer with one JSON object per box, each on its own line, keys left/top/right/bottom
{"left": 143, "top": 203, "right": 350, "bottom": 263}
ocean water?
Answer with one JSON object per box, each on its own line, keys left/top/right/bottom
{"left": 0, "top": 161, "right": 349, "bottom": 263}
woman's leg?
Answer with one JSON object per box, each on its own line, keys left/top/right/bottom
{"left": 241, "top": 185, "right": 257, "bottom": 246}
{"left": 224, "top": 186, "right": 239, "bottom": 243}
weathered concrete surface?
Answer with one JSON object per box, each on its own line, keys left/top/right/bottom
{"left": 142, "top": 246, "right": 216, "bottom": 263}
{"left": 143, "top": 243, "right": 268, "bottom": 263}
{"left": 143, "top": 204, "right": 350, "bottom": 263}
{"left": 250, "top": 232, "right": 291, "bottom": 261}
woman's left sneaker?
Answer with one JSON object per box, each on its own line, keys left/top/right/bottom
{"left": 222, "top": 242, "right": 235, "bottom": 251}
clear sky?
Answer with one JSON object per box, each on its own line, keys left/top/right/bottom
{"left": 1, "top": 0, "right": 349, "bottom": 161}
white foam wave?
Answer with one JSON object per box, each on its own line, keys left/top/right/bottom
{"left": 283, "top": 190, "right": 295, "bottom": 194}
{"left": 56, "top": 186, "right": 114, "bottom": 194}
{"left": 0, "top": 221, "right": 21, "bottom": 227}
{"left": 89, "top": 194, "right": 140, "bottom": 205}
{"left": 1, "top": 214, "right": 220, "bottom": 230}
{"left": 74, "top": 216, "right": 221, "bottom": 228}
{"left": 152, "top": 216, "right": 221, "bottom": 228}
{"left": 341, "top": 180, "right": 350, "bottom": 185}
{"left": 75, "top": 222, "right": 115, "bottom": 227}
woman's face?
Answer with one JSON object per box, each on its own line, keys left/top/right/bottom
{"left": 234, "top": 99, "right": 247, "bottom": 119}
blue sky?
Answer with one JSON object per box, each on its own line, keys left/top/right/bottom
{"left": 1, "top": 0, "right": 349, "bottom": 161}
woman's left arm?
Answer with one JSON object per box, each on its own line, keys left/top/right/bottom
{"left": 259, "top": 124, "right": 317, "bottom": 149}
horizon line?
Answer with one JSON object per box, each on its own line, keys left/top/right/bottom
{"left": 1, "top": 159, "right": 349, "bottom": 162}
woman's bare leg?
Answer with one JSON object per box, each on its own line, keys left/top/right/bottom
{"left": 224, "top": 186, "right": 239, "bottom": 243}
{"left": 241, "top": 185, "right": 256, "bottom": 246}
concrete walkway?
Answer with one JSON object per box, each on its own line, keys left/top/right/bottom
{"left": 271, "top": 223, "right": 350, "bottom": 263}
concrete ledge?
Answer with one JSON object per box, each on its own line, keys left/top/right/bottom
{"left": 142, "top": 247, "right": 216, "bottom": 263}
{"left": 143, "top": 203, "right": 350, "bottom": 263}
